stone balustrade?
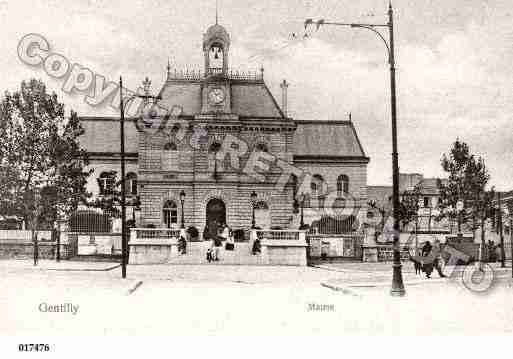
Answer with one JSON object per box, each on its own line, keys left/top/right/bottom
{"left": 250, "top": 229, "right": 308, "bottom": 266}
{"left": 129, "top": 228, "right": 182, "bottom": 264}
{"left": 129, "top": 228, "right": 181, "bottom": 243}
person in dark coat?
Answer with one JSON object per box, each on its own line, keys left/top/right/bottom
{"left": 421, "top": 241, "right": 432, "bottom": 257}
{"left": 178, "top": 228, "right": 187, "bottom": 255}
{"left": 252, "top": 233, "right": 262, "bottom": 255}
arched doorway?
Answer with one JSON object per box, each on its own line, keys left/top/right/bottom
{"left": 205, "top": 198, "right": 226, "bottom": 239}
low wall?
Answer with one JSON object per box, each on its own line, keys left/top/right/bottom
{"left": 0, "top": 230, "right": 52, "bottom": 241}
{"left": 0, "top": 240, "right": 73, "bottom": 260}
{"left": 265, "top": 244, "right": 307, "bottom": 266}
{"left": 128, "top": 239, "right": 178, "bottom": 264}
{"left": 362, "top": 245, "right": 411, "bottom": 263}
{"left": 66, "top": 232, "right": 122, "bottom": 256}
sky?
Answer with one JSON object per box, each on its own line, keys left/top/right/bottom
{"left": 1, "top": 0, "right": 512, "bottom": 189}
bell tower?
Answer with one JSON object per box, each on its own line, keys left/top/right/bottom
{"left": 201, "top": 22, "right": 232, "bottom": 114}
{"left": 203, "top": 23, "right": 230, "bottom": 76}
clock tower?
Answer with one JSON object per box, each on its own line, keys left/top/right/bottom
{"left": 201, "top": 23, "right": 232, "bottom": 114}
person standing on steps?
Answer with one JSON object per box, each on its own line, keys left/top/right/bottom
{"left": 212, "top": 228, "right": 222, "bottom": 261}
{"left": 224, "top": 225, "right": 234, "bottom": 251}
{"left": 178, "top": 228, "right": 187, "bottom": 255}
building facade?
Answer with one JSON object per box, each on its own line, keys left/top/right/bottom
{"left": 79, "top": 23, "right": 370, "bottom": 237}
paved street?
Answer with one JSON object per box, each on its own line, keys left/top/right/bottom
{"left": 1, "top": 259, "right": 512, "bottom": 336}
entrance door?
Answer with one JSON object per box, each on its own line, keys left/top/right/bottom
{"left": 205, "top": 198, "right": 226, "bottom": 239}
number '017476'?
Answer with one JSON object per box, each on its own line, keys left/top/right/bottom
{"left": 18, "top": 344, "right": 50, "bottom": 352}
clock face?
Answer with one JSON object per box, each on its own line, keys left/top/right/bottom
{"left": 208, "top": 88, "right": 225, "bottom": 104}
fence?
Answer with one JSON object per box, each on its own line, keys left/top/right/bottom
{"left": 309, "top": 215, "right": 357, "bottom": 235}
{"left": 255, "top": 229, "right": 302, "bottom": 241}
{"left": 308, "top": 234, "right": 363, "bottom": 259}
{"left": 68, "top": 211, "right": 112, "bottom": 233}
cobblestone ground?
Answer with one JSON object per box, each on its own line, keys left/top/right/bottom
{"left": 1, "top": 259, "right": 512, "bottom": 336}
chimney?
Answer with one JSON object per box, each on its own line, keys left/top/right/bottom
{"left": 280, "top": 79, "right": 289, "bottom": 117}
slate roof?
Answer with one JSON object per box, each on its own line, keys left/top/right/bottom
{"left": 157, "top": 79, "right": 285, "bottom": 118}
{"left": 292, "top": 120, "right": 367, "bottom": 158}
{"left": 79, "top": 118, "right": 139, "bottom": 154}
{"left": 231, "top": 83, "right": 284, "bottom": 118}
{"left": 158, "top": 81, "right": 202, "bottom": 116}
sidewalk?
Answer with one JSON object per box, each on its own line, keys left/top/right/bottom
{"left": 319, "top": 261, "right": 512, "bottom": 292}
{"left": 0, "top": 259, "right": 120, "bottom": 271}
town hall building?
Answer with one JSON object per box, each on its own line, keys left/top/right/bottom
{"left": 79, "top": 22, "right": 370, "bottom": 240}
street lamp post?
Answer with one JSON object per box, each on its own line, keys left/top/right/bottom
{"left": 119, "top": 77, "right": 162, "bottom": 279}
{"left": 456, "top": 199, "right": 464, "bottom": 237}
{"left": 251, "top": 191, "right": 257, "bottom": 229}
{"left": 180, "top": 190, "right": 186, "bottom": 229}
{"left": 299, "top": 192, "right": 305, "bottom": 229}
{"left": 305, "top": 2, "right": 405, "bottom": 296}
{"left": 498, "top": 192, "right": 506, "bottom": 268}
{"left": 119, "top": 77, "right": 128, "bottom": 279}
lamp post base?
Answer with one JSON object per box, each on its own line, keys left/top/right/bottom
{"left": 390, "top": 262, "right": 406, "bottom": 297}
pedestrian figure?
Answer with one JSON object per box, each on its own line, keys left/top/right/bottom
{"left": 431, "top": 240, "right": 446, "bottom": 278}
{"left": 206, "top": 248, "right": 213, "bottom": 262}
{"left": 212, "top": 233, "right": 222, "bottom": 261}
{"left": 225, "top": 225, "right": 235, "bottom": 251}
{"left": 252, "top": 233, "right": 262, "bottom": 255}
{"left": 178, "top": 228, "right": 187, "bottom": 255}
{"left": 421, "top": 241, "right": 432, "bottom": 257}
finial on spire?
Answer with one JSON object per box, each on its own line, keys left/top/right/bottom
{"left": 166, "top": 59, "right": 171, "bottom": 78}
{"left": 142, "top": 77, "right": 151, "bottom": 96}
{"left": 215, "top": 0, "right": 218, "bottom": 24}
{"left": 348, "top": 112, "right": 352, "bottom": 121}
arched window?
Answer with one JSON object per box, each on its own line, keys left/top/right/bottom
{"left": 337, "top": 175, "right": 349, "bottom": 197}
{"left": 163, "top": 142, "right": 178, "bottom": 171}
{"left": 164, "top": 142, "right": 177, "bottom": 151}
{"left": 255, "top": 143, "right": 268, "bottom": 153}
{"left": 311, "top": 174, "right": 325, "bottom": 197}
{"left": 125, "top": 172, "right": 137, "bottom": 196}
{"left": 163, "top": 200, "right": 178, "bottom": 228}
{"left": 209, "top": 142, "right": 222, "bottom": 174}
{"left": 311, "top": 174, "right": 325, "bottom": 209}
{"left": 209, "top": 142, "right": 221, "bottom": 153}
{"left": 98, "top": 172, "right": 115, "bottom": 195}
{"left": 209, "top": 43, "right": 224, "bottom": 71}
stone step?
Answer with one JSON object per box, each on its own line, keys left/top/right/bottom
{"left": 168, "top": 241, "right": 265, "bottom": 265}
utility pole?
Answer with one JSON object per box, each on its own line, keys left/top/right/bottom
{"left": 506, "top": 199, "right": 513, "bottom": 278}
{"left": 119, "top": 77, "right": 127, "bottom": 279}
{"left": 498, "top": 192, "right": 505, "bottom": 268}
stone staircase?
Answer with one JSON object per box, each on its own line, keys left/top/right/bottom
{"left": 166, "top": 241, "right": 267, "bottom": 265}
